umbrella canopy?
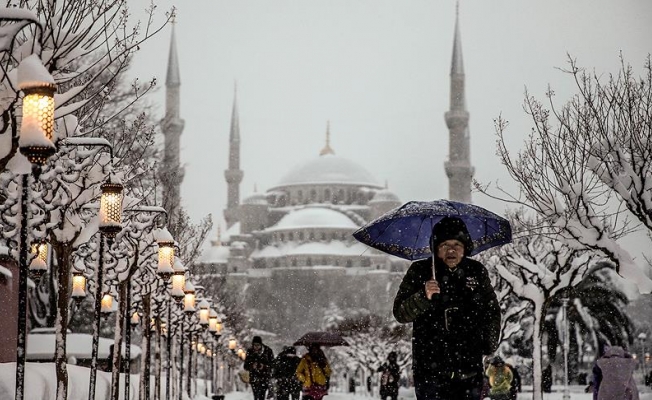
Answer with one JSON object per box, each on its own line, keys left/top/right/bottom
{"left": 293, "top": 331, "right": 349, "bottom": 347}
{"left": 353, "top": 199, "right": 512, "bottom": 261}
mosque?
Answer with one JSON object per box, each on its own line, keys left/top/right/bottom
{"left": 161, "top": 10, "right": 474, "bottom": 342}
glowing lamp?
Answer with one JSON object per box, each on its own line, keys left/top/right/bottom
{"left": 198, "top": 299, "right": 210, "bottom": 326}
{"left": 237, "top": 348, "right": 246, "bottom": 360}
{"left": 71, "top": 271, "right": 87, "bottom": 301}
{"left": 157, "top": 241, "right": 174, "bottom": 281}
{"left": 228, "top": 338, "right": 237, "bottom": 351}
{"left": 170, "top": 259, "right": 186, "bottom": 302}
{"left": 18, "top": 80, "right": 56, "bottom": 166}
{"left": 99, "top": 180, "right": 123, "bottom": 238}
{"left": 28, "top": 242, "right": 48, "bottom": 278}
{"left": 130, "top": 312, "right": 140, "bottom": 327}
{"left": 100, "top": 293, "right": 114, "bottom": 314}
{"left": 183, "top": 281, "right": 196, "bottom": 314}
{"left": 206, "top": 349, "right": 212, "bottom": 357}
{"left": 208, "top": 309, "right": 219, "bottom": 333}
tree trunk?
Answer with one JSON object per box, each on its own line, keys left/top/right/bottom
{"left": 532, "top": 302, "right": 545, "bottom": 400}
{"left": 155, "top": 312, "right": 162, "bottom": 400}
{"left": 54, "top": 243, "right": 72, "bottom": 400}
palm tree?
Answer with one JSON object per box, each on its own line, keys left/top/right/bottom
{"left": 543, "top": 261, "right": 635, "bottom": 383}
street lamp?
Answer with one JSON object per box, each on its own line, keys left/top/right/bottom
{"left": 14, "top": 59, "right": 56, "bottom": 400}
{"left": 184, "top": 281, "right": 196, "bottom": 313}
{"left": 101, "top": 292, "right": 116, "bottom": 314}
{"left": 639, "top": 333, "right": 648, "bottom": 385}
{"left": 198, "top": 299, "right": 210, "bottom": 328}
{"left": 228, "top": 338, "right": 237, "bottom": 351}
{"left": 99, "top": 179, "right": 124, "bottom": 241}
{"left": 156, "top": 228, "right": 175, "bottom": 281}
{"left": 170, "top": 259, "right": 186, "bottom": 303}
{"left": 71, "top": 270, "right": 87, "bottom": 302}
{"left": 28, "top": 242, "right": 48, "bottom": 279}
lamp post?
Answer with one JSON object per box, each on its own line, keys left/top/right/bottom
{"left": 639, "top": 333, "right": 648, "bottom": 385}
{"left": 180, "top": 281, "right": 196, "bottom": 400}
{"left": 562, "top": 298, "right": 571, "bottom": 400}
{"left": 14, "top": 69, "right": 56, "bottom": 400}
{"left": 89, "top": 179, "right": 124, "bottom": 400}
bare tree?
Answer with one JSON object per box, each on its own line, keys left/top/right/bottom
{"left": 484, "top": 55, "right": 652, "bottom": 295}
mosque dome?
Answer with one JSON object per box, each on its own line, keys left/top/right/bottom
{"left": 242, "top": 192, "right": 268, "bottom": 206}
{"left": 200, "top": 244, "right": 230, "bottom": 264}
{"left": 266, "top": 206, "right": 359, "bottom": 231}
{"left": 271, "top": 154, "right": 382, "bottom": 189}
{"left": 369, "top": 189, "right": 401, "bottom": 204}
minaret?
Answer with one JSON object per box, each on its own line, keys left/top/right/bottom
{"left": 444, "top": 3, "right": 474, "bottom": 203}
{"left": 224, "top": 85, "right": 243, "bottom": 228}
{"left": 160, "top": 23, "right": 185, "bottom": 234}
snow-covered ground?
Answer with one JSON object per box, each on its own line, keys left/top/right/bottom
{"left": 1, "top": 362, "right": 650, "bottom": 400}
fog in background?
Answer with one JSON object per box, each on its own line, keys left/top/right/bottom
{"left": 128, "top": 0, "right": 652, "bottom": 259}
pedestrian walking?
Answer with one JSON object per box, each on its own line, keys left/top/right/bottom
{"left": 594, "top": 345, "right": 639, "bottom": 400}
{"left": 296, "top": 344, "right": 331, "bottom": 400}
{"left": 377, "top": 352, "right": 401, "bottom": 400}
{"left": 485, "top": 356, "right": 513, "bottom": 400}
{"left": 244, "top": 336, "right": 275, "bottom": 400}
{"left": 393, "top": 216, "right": 501, "bottom": 400}
{"left": 273, "top": 346, "right": 302, "bottom": 400}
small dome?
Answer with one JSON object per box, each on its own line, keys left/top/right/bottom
{"left": 271, "top": 154, "right": 382, "bottom": 189}
{"left": 243, "top": 192, "right": 268, "bottom": 206}
{"left": 369, "top": 189, "right": 401, "bottom": 204}
{"left": 200, "top": 244, "right": 230, "bottom": 264}
{"left": 267, "top": 207, "right": 358, "bottom": 231}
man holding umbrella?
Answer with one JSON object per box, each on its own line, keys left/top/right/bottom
{"left": 393, "top": 216, "right": 501, "bottom": 400}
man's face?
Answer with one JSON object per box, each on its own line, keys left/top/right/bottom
{"left": 253, "top": 343, "right": 262, "bottom": 352}
{"left": 436, "top": 239, "right": 465, "bottom": 269}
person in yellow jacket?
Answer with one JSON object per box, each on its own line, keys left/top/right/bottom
{"left": 296, "top": 344, "right": 332, "bottom": 400}
{"left": 485, "top": 356, "right": 513, "bottom": 400}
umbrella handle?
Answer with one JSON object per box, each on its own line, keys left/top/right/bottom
{"left": 431, "top": 257, "right": 436, "bottom": 281}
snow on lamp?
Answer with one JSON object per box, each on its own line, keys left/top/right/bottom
{"left": 198, "top": 299, "right": 210, "bottom": 327}
{"left": 28, "top": 242, "right": 48, "bottom": 278}
{"left": 184, "top": 281, "right": 196, "bottom": 314}
{"left": 170, "top": 258, "right": 186, "bottom": 303}
{"left": 99, "top": 179, "right": 124, "bottom": 239}
{"left": 155, "top": 228, "right": 175, "bottom": 281}
{"left": 71, "top": 271, "right": 87, "bottom": 302}
{"left": 18, "top": 55, "right": 56, "bottom": 167}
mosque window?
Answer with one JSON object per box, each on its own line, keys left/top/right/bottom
{"left": 324, "top": 189, "right": 331, "bottom": 202}
{"left": 297, "top": 190, "right": 303, "bottom": 202}
{"left": 340, "top": 233, "right": 346, "bottom": 241}
{"left": 280, "top": 233, "right": 285, "bottom": 241}
{"left": 338, "top": 189, "right": 345, "bottom": 204}
{"left": 309, "top": 232, "right": 315, "bottom": 241}
{"left": 321, "top": 232, "right": 326, "bottom": 241}
{"left": 307, "top": 258, "right": 312, "bottom": 266}
{"left": 322, "top": 256, "right": 328, "bottom": 265}
{"left": 345, "top": 260, "right": 352, "bottom": 268}
{"left": 274, "top": 260, "right": 280, "bottom": 268}
{"left": 291, "top": 259, "right": 297, "bottom": 267}
{"left": 310, "top": 189, "right": 317, "bottom": 202}
{"left": 299, "top": 232, "right": 305, "bottom": 241}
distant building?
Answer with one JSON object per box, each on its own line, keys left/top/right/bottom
{"left": 191, "top": 9, "right": 474, "bottom": 342}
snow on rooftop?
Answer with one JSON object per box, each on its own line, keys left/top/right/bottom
{"left": 223, "top": 222, "right": 240, "bottom": 242}
{"left": 266, "top": 207, "right": 358, "bottom": 232}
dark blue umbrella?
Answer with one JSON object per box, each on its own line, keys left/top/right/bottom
{"left": 353, "top": 200, "right": 512, "bottom": 261}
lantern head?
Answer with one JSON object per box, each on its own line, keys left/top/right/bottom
{"left": 28, "top": 242, "right": 48, "bottom": 279}
{"left": 100, "top": 293, "right": 115, "bottom": 314}
{"left": 99, "top": 180, "right": 124, "bottom": 238}
{"left": 71, "top": 271, "right": 87, "bottom": 302}
{"left": 18, "top": 81, "right": 57, "bottom": 168}
{"left": 130, "top": 311, "right": 141, "bottom": 327}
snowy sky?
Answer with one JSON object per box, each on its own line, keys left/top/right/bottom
{"left": 127, "top": 0, "right": 652, "bottom": 259}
